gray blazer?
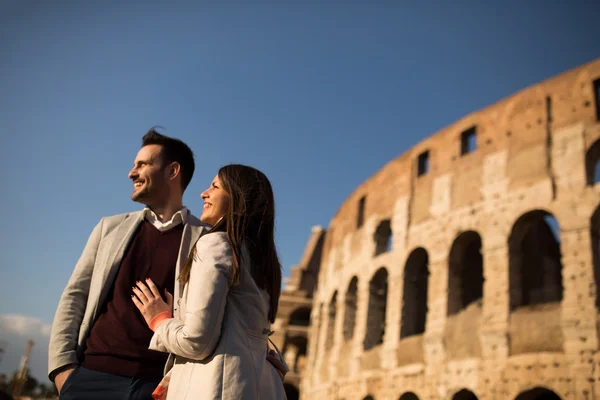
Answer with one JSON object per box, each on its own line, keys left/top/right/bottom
{"left": 148, "top": 231, "right": 287, "bottom": 399}
{"left": 48, "top": 210, "right": 207, "bottom": 379}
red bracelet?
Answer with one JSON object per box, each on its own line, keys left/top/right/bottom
{"left": 149, "top": 311, "right": 172, "bottom": 331}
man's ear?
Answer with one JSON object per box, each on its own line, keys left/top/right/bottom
{"left": 168, "top": 162, "right": 181, "bottom": 180}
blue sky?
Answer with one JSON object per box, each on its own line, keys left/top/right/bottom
{"left": 0, "top": 1, "right": 598, "bottom": 381}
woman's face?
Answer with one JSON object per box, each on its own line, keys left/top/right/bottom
{"left": 200, "top": 174, "right": 231, "bottom": 226}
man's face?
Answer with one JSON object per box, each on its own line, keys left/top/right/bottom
{"left": 128, "top": 144, "right": 169, "bottom": 205}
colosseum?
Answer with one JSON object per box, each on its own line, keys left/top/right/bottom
{"left": 272, "top": 57, "right": 600, "bottom": 400}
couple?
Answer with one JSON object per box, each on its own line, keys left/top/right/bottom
{"left": 48, "top": 129, "right": 288, "bottom": 399}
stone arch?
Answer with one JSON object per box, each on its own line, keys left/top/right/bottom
{"left": 283, "top": 335, "right": 307, "bottom": 373}
{"left": 363, "top": 396, "right": 375, "bottom": 400}
{"left": 452, "top": 389, "right": 479, "bottom": 400}
{"left": 401, "top": 248, "right": 429, "bottom": 338}
{"left": 374, "top": 219, "right": 393, "bottom": 256}
{"left": 343, "top": 276, "right": 358, "bottom": 341}
{"left": 399, "top": 392, "right": 419, "bottom": 400}
{"left": 447, "top": 231, "right": 484, "bottom": 315}
{"left": 591, "top": 206, "right": 600, "bottom": 310}
{"left": 283, "top": 383, "right": 299, "bottom": 400}
{"left": 508, "top": 210, "right": 563, "bottom": 310}
{"left": 325, "top": 291, "right": 338, "bottom": 348}
{"left": 586, "top": 139, "right": 600, "bottom": 185}
{"left": 514, "top": 387, "right": 561, "bottom": 400}
{"left": 364, "top": 267, "right": 388, "bottom": 350}
{"left": 289, "top": 307, "right": 311, "bottom": 327}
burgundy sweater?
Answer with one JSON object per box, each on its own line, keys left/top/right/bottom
{"left": 81, "top": 220, "right": 184, "bottom": 377}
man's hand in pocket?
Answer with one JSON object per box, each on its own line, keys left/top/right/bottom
{"left": 54, "top": 365, "right": 76, "bottom": 394}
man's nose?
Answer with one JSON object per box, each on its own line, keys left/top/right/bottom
{"left": 128, "top": 168, "right": 138, "bottom": 180}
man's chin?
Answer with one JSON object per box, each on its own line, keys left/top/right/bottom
{"left": 131, "top": 192, "right": 146, "bottom": 203}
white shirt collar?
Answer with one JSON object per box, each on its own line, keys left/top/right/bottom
{"left": 143, "top": 206, "right": 189, "bottom": 232}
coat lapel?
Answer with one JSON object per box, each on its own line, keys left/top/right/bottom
{"left": 173, "top": 217, "right": 207, "bottom": 303}
{"left": 163, "top": 216, "right": 207, "bottom": 375}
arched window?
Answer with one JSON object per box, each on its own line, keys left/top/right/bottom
{"left": 283, "top": 336, "right": 307, "bottom": 373}
{"left": 325, "top": 291, "right": 337, "bottom": 348}
{"left": 509, "top": 210, "right": 563, "bottom": 310}
{"left": 514, "top": 387, "right": 561, "bottom": 400}
{"left": 401, "top": 248, "right": 429, "bottom": 338}
{"left": 448, "top": 231, "right": 484, "bottom": 315}
{"left": 288, "top": 307, "right": 311, "bottom": 327}
{"left": 452, "top": 389, "right": 479, "bottom": 400}
{"left": 343, "top": 277, "right": 358, "bottom": 341}
{"left": 283, "top": 383, "right": 299, "bottom": 400}
{"left": 399, "top": 392, "right": 419, "bottom": 400}
{"left": 586, "top": 139, "right": 600, "bottom": 185}
{"left": 374, "top": 219, "right": 393, "bottom": 256}
{"left": 592, "top": 206, "right": 600, "bottom": 310}
{"left": 364, "top": 268, "right": 388, "bottom": 350}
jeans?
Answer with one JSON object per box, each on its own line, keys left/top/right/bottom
{"left": 59, "top": 367, "right": 161, "bottom": 400}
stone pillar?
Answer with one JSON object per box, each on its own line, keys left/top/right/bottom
{"left": 479, "top": 244, "right": 510, "bottom": 357}
{"left": 317, "top": 295, "right": 335, "bottom": 385}
{"left": 284, "top": 346, "right": 299, "bottom": 373}
{"left": 560, "top": 222, "right": 598, "bottom": 399}
{"left": 423, "top": 252, "right": 448, "bottom": 372}
{"left": 329, "top": 291, "right": 346, "bottom": 380}
{"left": 351, "top": 277, "right": 371, "bottom": 376}
{"left": 308, "top": 302, "right": 324, "bottom": 387}
{"left": 382, "top": 271, "right": 403, "bottom": 369}
{"left": 478, "top": 150, "right": 511, "bottom": 398}
{"left": 270, "top": 318, "right": 287, "bottom": 350}
{"left": 478, "top": 243, "right": 510, "bottom": 398}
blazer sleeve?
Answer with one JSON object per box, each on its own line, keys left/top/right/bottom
{"left": 149, "top": 231, "right": 232, "bottom": 361}
{"left": 48, "top": 218, "right": 105, "bottom": 380}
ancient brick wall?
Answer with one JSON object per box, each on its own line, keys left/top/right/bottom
{"left": 302, "top": 58, "right": 600, "bottom": 400}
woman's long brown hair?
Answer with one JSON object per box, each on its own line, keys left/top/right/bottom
{"left": 179, "top": 164, "right": 282, "bottom": 323}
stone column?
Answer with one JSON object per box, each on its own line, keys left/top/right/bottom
{"left": 329, "top": 291, "right": 346, "bottom": 380}
{"left": 270, "top": 328, "right": 286, "bottom": 351}
{"left": 423, "top": 251, "right": 448, "bottom": 373}
{"left": 478, "top": 242, "right": 510, "bottom": 398}
{"left": 560, "top": 222, "right": 598, "bottom": 399}
{"left": 478, "top": 149, "right": 511, "bottom": 375}
{"left": 317, "top": 296, "right": 336, "bottom": 385}
{"left": 350, "top": 277, "right": 371, "bottom": 376}
{"left": 479, "top": 243, "right": 510, "bottom": 357}
{"left": 382, "top": 271, "right": 403, "bottom": 369}
{"left": 307, "top": 302, "right": 324, "bottom": 387}
{"left": 284, "top": 346, "right": 299, "bottom": 373}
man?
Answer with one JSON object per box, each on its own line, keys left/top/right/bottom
{"left": 49, "top": 129, "right": 285, "bottom": 399}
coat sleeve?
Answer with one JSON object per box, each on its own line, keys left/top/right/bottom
{"left": 48, "top": 218, "right": 105, "bottom": 380}
{"left": 149, "top": 231, "right": 232, "bottom": 361}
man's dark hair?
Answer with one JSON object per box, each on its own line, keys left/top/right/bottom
{"left": 141, "top": 127, "right": 195, "bottom": 192}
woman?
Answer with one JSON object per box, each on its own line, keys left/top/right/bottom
{"left": 131, "top": 164, "right": 287, "bottom": 399}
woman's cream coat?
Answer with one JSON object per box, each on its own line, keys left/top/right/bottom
{"left": 149, "top": 231, "right": 286, "bottom": 399}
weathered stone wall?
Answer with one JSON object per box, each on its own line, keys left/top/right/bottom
{"left": 272, "top": 226, "right": 326, "bottom": 400}
{"left": 302, "top": 58, "right": 600, "bottom": 400}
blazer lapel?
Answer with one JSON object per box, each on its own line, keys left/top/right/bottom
{"left": 93, "top": 212, "right": 144, "bottom": 318}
